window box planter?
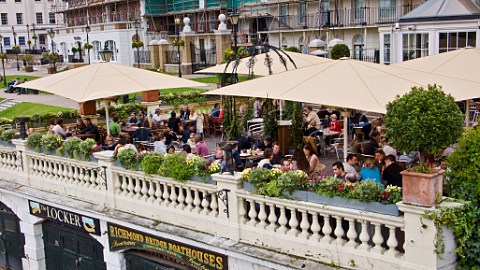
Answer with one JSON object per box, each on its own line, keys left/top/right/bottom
{"left": 190, "top": 175, "right": 216, "bottom": 185}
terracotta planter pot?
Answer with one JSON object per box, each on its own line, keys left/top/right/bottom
{"left": 401, "top": 170, "right": 444, "bottom": 207}
{"left": 25, "top": 66, "right": 34, "bottom": 72}
{"left": 47, "top": 67, "right": 55, "bottom": 74}
{"left": 141, "top": 90, "right": 159, "bottom": 102}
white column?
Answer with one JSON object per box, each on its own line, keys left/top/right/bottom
{"left": 93, "top": 150, "right": 116, "bottom": 208}
{"left": 20, "top": 218, "right": 46, "bottom": 270}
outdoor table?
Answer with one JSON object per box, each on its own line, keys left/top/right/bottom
{"left": 140, "top": 142, "right": 155, "bottom": 152}
{"left": 74, "top": 133, "right": 96, "bottom": 140}
{"left": 121, "top": 126, "right": 139, "bottom": 143}
{"left": 240, "top": 153, "right": 263, "bottom": 168}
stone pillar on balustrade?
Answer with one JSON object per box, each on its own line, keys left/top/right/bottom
{"left": 398, "top": 201, "right": 459, "bottom": 270}
{"left": 215, "top": 14, "right": 232, "bottom": 65}
{"left": 93, "top": 150, "right": 116, "bottom": 208}
{"left": 157, "top": 39, "right": 170, "bottom": 72}
{"left": 211, "top": 172, "right": 243, "bottom": 241}
{"left": 11, "top": 139, "right": 30, "bottom": 185}
{"left": 149, "top": 40, "right": 160, "bottom": 69}
{"left": 180, "top": 17, "right": 196, "bottom": 75}
{"left": 20, "top": 214, "right": 46, "bottom": 270}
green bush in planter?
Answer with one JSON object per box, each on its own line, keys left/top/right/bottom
{"left": 117, "top": 149, "right": 139, "bottom": 170}
{"left": 186, "top": 155, "right": 209, "bottom": 177}
{"left": 330, "top": 44, "right": 350, "bottom": 60}
{"left": 57, "top": 137, "right": 81, "bottom": 158}
{"left": 384, "top": 85, "right": 464, "bottom": 168}
{"left": 27, "top": 133, "right": 43, "bottom": 151}
{"left": 1, "top": 130, "right": 18, "bottom": 143}
{"left": 158, "top": 153, "right": 194, "bottom": 182}
{"left": 76, "top": 138, "right": 96, "bottom": 160}
{"left": 141, "top": 153, "right": 164, "bottom": 174}
{"left": 40, "top": 134, "right": 62, "bottom": 151}
{"left": 351, "top": 180, "right": 383, "bottom": 202}
{"left": 277, "top": 170, "right": 309, "bottom": 195}
{"left": 0, "top": 127, "right": 5, "bottom": 138}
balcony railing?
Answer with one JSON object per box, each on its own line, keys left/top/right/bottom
{"left": 0, "top": 140, "right": 456, "bottom": 270}
{"left": 267, "top": 4, "right": 419, "bottom": 31}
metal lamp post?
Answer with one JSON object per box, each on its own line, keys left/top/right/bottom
{"left": 134, "top": 20, "right": 141, "bottom": 68}
{"left": 99, "top": 43, "right": 113, "bottom": 135}
{"left": 32, "top": 24, "right": 37, "bottom": 50}
{"left": 12, "top": 26, "right": 19, "bottom": 71}
{"left": 85, "top": 25, "right": 91, "bottom": 64}
{"left": 26, "top": 24, "right": 31, "bottom": 51}
{"left": 48, "top": 28, "right": 56, "bottom": 73}
{"left": 0, "top": 35, "right": 6, "bottom": 86}
{"left": 229, "top": 11, "right": 240, "bottom": 55}
{"left": 175, "top": 17, "right": 182, "bottom": 78}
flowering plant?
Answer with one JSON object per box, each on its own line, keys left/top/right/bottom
{"left": 40, "top": 134, "right": 62, "bottom": 151}
{"left": 57, "top": 137, "right": 82, "bottom": 158}
{"left": 207, "top": 160, "right": 221, "bottom": 173}
{"left": 27, "top": 39, "right": 32, "bottom": 45}
{"left": 172, "top": 39, "right": 185, "bottom": 47}
{"left": 381, "top": 185, "right": 402, "bottom": 204}
{"left": 241, "top": 168, "right": 252, "bottom": 181}
{"left": 277, "top": 170, "right": 309, "bottom": 195}
{"left": 131, "top": 40, "right": 144, "bottom": 49}
{"left": 350, "top": 180, "right": 383, "bottom": 202}
{"left": 117, "top": 149, "right": 138, "bottom": 170}
{"left": 316, "top": 177, "right": 347, "bottom": 198}
{"left": 0, "top": 53, "right": 6, "bottom": 60}
{"left": 84, "top": 43, "right": 93, "bottom": 50}
{"left": 77, "top": 138, "right": 97, "bottom": 160}
{"left": 187, "top": 155, "right": 208, "bottom": 176}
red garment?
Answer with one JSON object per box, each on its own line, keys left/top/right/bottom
{"left": 329, "top": 120, "right": 342, "bottom": 133}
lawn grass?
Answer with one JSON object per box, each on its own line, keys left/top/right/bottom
{"left": 4, "top": 75, "right": 39, "bottom": 83}
{"left": 190, "top": 77, "right": 219, "bottom": 84}
{"left": 0, "top": 102, "right": 74, "bottom": 120}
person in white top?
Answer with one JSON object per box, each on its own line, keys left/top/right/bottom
{"left": 52, "top": 118, "right": 67, "bottom": 138}
{"left": 304, "top": 106, "right": 321, "bottom": 129}
{"left": 343, "top": 153, "right": 360, "bottom": 181}
{"left": 152, "top": 109, "right": 164, "bottom": 126}
{"left": 189, "top": 107, "right": 204, "bottom": 136}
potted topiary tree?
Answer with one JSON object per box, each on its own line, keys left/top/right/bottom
{"left": 330, "top": 44, "right": 350, "bottom": 60}
{"left": 21, "top": 53, "right": 34, "bottom": 72}
{"left": 384, "top": 84, "right": 464, "bottom": 207}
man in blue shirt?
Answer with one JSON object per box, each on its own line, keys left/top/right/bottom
{"left": 210, "top": 103, "right": 220, "bottom": 117}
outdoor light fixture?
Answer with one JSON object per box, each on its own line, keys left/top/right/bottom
{"left": 174, "top": 17, "right": 182, "bottom": 78}
{"left": 99, "top": 43, "right": 113, "bottom": 62}
{"left": 12, "top": 26, "right": 19, "bottom": 71}
{"left": 48, "top": 28, "right": 55, "bottom": 53}
{"left": 26, "top": 24, "right": 31, "bottom": 51}
{"left": 134, "top": 19, "right": 141, "bottom": 68}
{"left": 85, "top": 25, "right": 91, "bottom": 64}
{"left": 0, "top": 34, "right": 6, "bottom": 86}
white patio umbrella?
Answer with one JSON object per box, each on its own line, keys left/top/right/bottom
{"left": 195, "top": 51, "right": 333, "bottom": 76}
{"left": 309, "top": 49, "right": 328, "bottom": 56}
{"left": 205, "top": 57, "right": 480, "bottom": 159}
{"left": 394, "top": 47, "right": 480, "bottom": 126}
{"left": 17, "top": 62, "right": 205, "bottom": 135}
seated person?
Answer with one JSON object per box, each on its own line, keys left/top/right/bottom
{"left": 270, "top": 142, "right": 284, "bottom": 165}
{"left": 382, "top": 155, "right": 403, "bottom": 187}
{"left": 73, "top": 117, "right": 86, "bottom": 134}
{"left": 257, "top": 148, "right": 273, "bottom": 169}
{"left": 52, "top": 118, "right": 67, "bottom": 139}
{"left": 177, "top": 123, "right": 190, "bottom": 144}
{"left": 132, "top": 127, "right": 153, "bottom": 142}
{"left": 280, "top": 158, "right": 292, "bottom": 173}
{"left": 210, "top": 103, "right": 220, "bottom": 117}
{"left": 103, "top": 135, "right": 118, "bottom": 150}
{"left": 255, "top": 136, "right": 272, "bottom": 152}
{"left": 168, "top": 111, "right": 181, "bottom": 134}
{"left": 5, "top": 78, "right": 19, "bottom": 93}
{"left": 163, "top": 128, "right": 177, "bottom": 147}
{"left": 182, "top": 144, "right": 195, "bottom": 160}
{"left": 303, "top": 119, "right": 320, "bottom": 137}
{"left": 363, "top": 131, "right": 381, "bottom": 156}
{"left": 328, "top": 114, "right": 342, "bottom": 133}
{"left": 80, "top": 118, "right": 100, "bottom": 142}
{"left": 194, "top": 135, "right": 208, "bottom": 157}
{"left": 186, "top": 132, "right": 197, "bottom": 153}
{"left": 167, "top": 145, "right": 176, "bottom": 154}
{"left": 291, "top": 148, "right": 310, "bottom": 174}
{"left": 153, "top": 134, "right": 167, "bottom": 154}
{"left": 109, "top": 116, "right": 121, "bottom": 137}
{"left": 360, "top": 157, "right": 383, "bottom": 188}
{"left": 137, "top": 112, "right": 150, "bottom": 128}
{"left": 209, "top": 147, "right": 223, "bottom": 162}
{"left": 179, "top": 105, "right": 190, "bottom": 121}
{"left": 232, "top": 144, "right": 244, "bottom": 171}
{"left": 128, "top": 112, "right": 139, "bottom": 125}
{"left": 152, "top": 109, "right": 164, "bottom": 126}
{"left": 114, "top": 137, "right": 138, "bottom": 156}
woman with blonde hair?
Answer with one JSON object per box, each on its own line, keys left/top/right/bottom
{"left": 189, "top": 106, "right": 204, "bottom": 137}
{"left": 360, "top": 157, "right": 383, "bottom": 187}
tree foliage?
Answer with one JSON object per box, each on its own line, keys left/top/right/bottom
{"left": 290, "top": 102, "right": 304, "bottom": 149}
{"left": 330, "top": 44, "right": 350, "bottom": 60}
{"left": 384, "top": 85, "right": 463, "bottom": 165}
{"left": 284, "top": 46, "right": 301, "bottom": 53}
{"left": 262, "top": 99, "right": 278, "bottom": 141}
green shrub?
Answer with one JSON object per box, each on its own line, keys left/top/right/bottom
{"left": 277, "top": 170, "right": 309, "bottom": 195}
{"left": 351, "top": 180, "right": 383, "bottom": 202}
{"left": 284, "top": 46, "right": 301, "bottom": 53}
{"left": 158, "top": 153, "right": 194, "bottom": 182}
{"left": 186, "top": 156, "right": 208, "bottom": 177}
{"left": 1, "top": 129, "right": 17, "bottom": 143}
{"left": 117, "top": 149, "right": 139, "bottom": 170}
{"left": 141, "top": 153, "right": 164, "bottom": 174}
{"left": 27, "top": 133, "right": 43, "bottom": 151}
{"left": 57, "top": 137, "right": 82, "bottom": 158}
{"left": 330, "top": 44, "right": 350, "bottom": 60}
{"left": 77, "top": 138, "right": 96, "bottom": 160}
{"left": 316, "top": 177, "right": 346, "bottom": 197}
{"left": 40, "top": 134, "right": 62, "bottom": 151}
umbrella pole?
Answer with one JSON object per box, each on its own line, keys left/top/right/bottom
{"left": 341, "top": 110, "right": 350, "bottom": 162}
{"left": 104, "top": 101, "right": 111, "bottom": 137}
{"left": 465, "top": 99, "right": 471, "bottom": 128}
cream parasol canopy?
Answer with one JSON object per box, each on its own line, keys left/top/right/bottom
{"left": 17, "top": 62, "right": 205, "bottom": 102}
{"left": 195, "top": 51, "right": 333, "bottom": 76}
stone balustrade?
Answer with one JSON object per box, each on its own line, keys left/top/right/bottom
{"left": 0, "top": 140, "right": 458, "bottom": 270}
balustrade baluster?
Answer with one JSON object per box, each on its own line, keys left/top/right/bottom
{"left": 154, "top": 182, "right": 163, "bottom": 204}
{"left": 238, "top": 199, "right": 247, "bottom": 224}
{"left": 169, "top": 185, "right": 178, "bottom": 207}
{"left": 277, "top": 206, "right": 288, "bottom": 233}
{"left": 47, "top": 161, "right": 53, "bottom": 178}
{"left": 1, "top": 152, "right": 7, "bottom": 167}
{"left": 193, "top": 189, "right": 201, "bottom": 213}
{"left": 127, "top": 176, "right": 135, "bottom": 197}
{"left": 247, "top": 200, "right": 258, "bottom": 226}
{"left": 359, "top": 221, "right": 370, "bottom": 250}
{"left": 309, "top": 213, "right": 321, "bottom": 242}
{"left": 120, "top": 176, "right": 129, "bottom": 196}
{"left": 72, "top": 166, "right": 79, "bottom": 184}
{"left": 258, "top": 202, "right": 267, "bottom": 228}
{"left": 346, "top": 218, "right": 358, "bottom": 248}
{"left": 321, "top": 215, "right": 333, "bottom": 244}
{"left": 140, "top": 179, "right": 149, "bottom": 201}
{"left": 133, "top": 177, "right": 141, "bottom": 199}
{"left": 372, "top": 223, "right": 385, "bottom": 253}
{"left": 287, "top": 207, "right": 299, "bottom": 237}
{"left": 334, "top": 216, "right": 346, "bottom": 245}
{"left": 89, "top": 170, "right": 97, "bottom": 188}
{"left": 78, "top": 167, "right": 85, "bottom": 185}
{"left": 201, "top": 194, "right": 210, "bottom": 214}
{"left": 51, "top": 162, "right": 58, "bottom": 181}
{"left": 299, "top": 210, "right": 310, "bottom": 239}
{"left": 147, "top": 181, "right": 156, "bottom": 203}
{"left": 177, "top": 187, "right": 185, "bottom": 209}
{"left": 67, "top": 164, "right": 73, "bottom": 183}
{"left": 266, "top": 203, "right": 277, "bottom": 231}
{"left": 30, "top": 157, "right": 37, "bottom": 176}
{"left": 184, "top": 187, "right": 193, "bottom": 210}
{"left": 114, "top": 174, "right": 121, "bottom": 194}
{"left": 161, "top": 184, "right": 170, "bottom": 206}
{"left": 209, "top": 194, "right": 218, "bottom": 217}
{"left": 42, "top": 160, "right": 48, "bottom": 178}
{"left": 60, "top": 164, "right": 67, "bottom": 182}
{"left": 386, "top": 225, "right": 399, "bottom": 256}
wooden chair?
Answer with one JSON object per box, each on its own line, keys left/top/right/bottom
{"left": 211, "top": 116, "right": 223, "bottom": 137}
{"left": 203, "top": 114, "right": 213, "bottom": 138}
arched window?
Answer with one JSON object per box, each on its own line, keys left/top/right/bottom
{"left": 92, "top": 41, "right": 101, "bottom": 61}
{"left": 353, "top": 34, "right": 364, "bottom": 60}
{"left": 105, "top": 40, "right": 117, "bottom": 62}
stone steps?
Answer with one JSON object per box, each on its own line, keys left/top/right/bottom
{"left": 0, "top": 99, "right": 20, "bottom": 112}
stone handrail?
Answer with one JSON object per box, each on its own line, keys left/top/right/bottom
{"left": 1, "top": 140, "right": 457, "bottom": 270}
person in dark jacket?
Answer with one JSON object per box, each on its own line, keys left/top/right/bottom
{"left": 382, "top": 155, "right": 403, "bottom": 187}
